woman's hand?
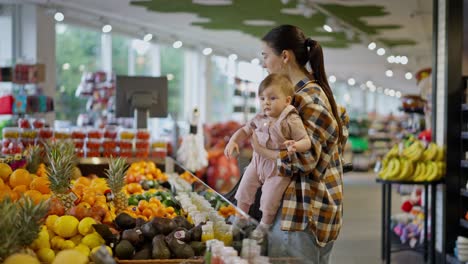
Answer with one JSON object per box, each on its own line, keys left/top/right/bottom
{"left": 251, "top": 133, "right": 279, "bottom": 160}
{"left": 224, "top": 141, "right": 239, "bottom": 159}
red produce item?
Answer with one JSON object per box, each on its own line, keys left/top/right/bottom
{"left": 119, "top": 140, "right": 132, "bottom": 149}
{"left": 38, "top": 128, "right": 53, "bottom": 139}
{"left": 18, "top": 118, "right": 31, "bottom": 129}
{"left": 32, "top": 118, "right": 45, "bottom": 129}
{"left": 136, "top": 129, "right": 150, "bottom": 140}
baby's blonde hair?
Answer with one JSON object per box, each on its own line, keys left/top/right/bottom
{"left": 258, "top": 73, "right": 295, "bottom": 97}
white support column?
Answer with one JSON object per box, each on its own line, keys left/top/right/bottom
{"left": 183, "top": 50, "right": 207, "bottom": 123}
{"left": 101, "top": 33, "right": 112, "bottom": 74}
{"left": 150, "top": 43, "right": 161, "bottom": 76}
{"left": 14, "top": 4, "right": 56, "bottom": 124}
{"left": 128, "top": 43, "right": 135, "bottom": 75}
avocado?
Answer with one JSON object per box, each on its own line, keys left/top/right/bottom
{"left": 188, "top": 224, "right": 203, "bottom": 242}
{"left": 135, "top": 218, "right": 147, "bottom": 228}
{"left": 121, "top": 229, "right": 144, "bottom": 247}
{"left": 115, "top": 240, "right": 135, "bottom": 260}
{"left": 151, "top": 217, "right": 177, "bottom": 235}
{"left": 165, "top": 232, "right": 195, "bottom": 259}
{"left": 141, "top": 221, "right": 159, "bottom": 240}
{"left": 189, "top": 241, "right": 206, "bottom": 256}
{"left": 132, "top": 245, "right": 151, "bottom": 260}
{"left": 115, "top": 213, "right": 136, "bottom": 230}
{"left": 167, "top": 227, "right": 190, "bottom": 243}
{"left": 173, "top": 216, "right": 194, "bottom": 230}
{"left": 152, "top": 235, "right": 171, "bottom": 259}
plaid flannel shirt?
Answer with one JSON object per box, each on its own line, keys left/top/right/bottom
{"left": 278, "top": 77, "right": 349, "bottom": 247}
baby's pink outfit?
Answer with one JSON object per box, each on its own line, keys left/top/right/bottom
{"left": 235, "top": 105, "right": 308, "bottom": 218}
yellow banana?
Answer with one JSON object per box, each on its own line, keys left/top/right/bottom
{"left": 411, "top": 162, "right": 422, "bottom": 181}
{"left": 423, "top": 143, "right": 438, "bottom": 161}
{"left": 425, "top": 161, "right": 438, "bottom": 181}
{"left": 414, "top": 162, "right": 427, "bottom": 182}
{"left": 387, "top": 158, "right": 401, "bottom": 180}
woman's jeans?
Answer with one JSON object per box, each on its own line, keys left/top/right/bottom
{"left": 268, "top": 210, "right": 334, "bottom": 264}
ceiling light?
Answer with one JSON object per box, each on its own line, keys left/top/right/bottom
{"left": 387, "top": 56, "right": 395, "bottom": 64}
{"left": 366, "top": 81, "right": 373, "bottom": 87}
{"left": 389, "top": 89, "right": 396, "bottom": 97}
{"left": 401, "top": 56, "right": 408, "bottom": 65}
{"left": 173, "top": 40, "right": 183, "bottom": 49}
{"left": 54, "top": 12, "right": 64, "bottom": 22}
{"left": 228, "top": 54, "right": 238, "bottom": 61}
{"left": 396, "top": 91, "right": 402, "bottom": 98}
{"left": 251, "top": 58, "right": 260, "bottom": 65}
{"left": 368, "top": 42, "right": 376, "bottom": 50}
{"left": 405, "top": 72, "right": 413, "bottom": 80}
{"left": 385, "top": 70, "right": 393, "bottom": 77}
{"left": 369, "top": 86, "right": 376, "bottom": 92}
{"left": 102, "top": 24, "right": 112, "bottom": 33}
{"left": 377, "top": 48, "right": 386, "bottom": 56}
{"left": 329, "top": 75, "right": 336, "bottom": 83}
{"left": 347, "top": 78, "right": 356, "bottom": 86}
{"left": 202, "top": 47, "right": 213, "bottom": 56}
{"left": 167, "top": 73, "right": 174, "bottom": 81}
{"left": 323, "top": 25, "right": 333, "bottom": 33}
{"left": 143, "top": 33, "right": 153, "bottom": 42}
{"left": 394, "top": 56, "right": 401, "bottom": 64}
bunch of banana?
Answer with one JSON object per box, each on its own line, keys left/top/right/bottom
{"left": 411, "top": 161, "right": 445, "bottom": 182}
{"left": 378, "top": 158, "right": 401, "bottom": 180}
{"left": 402, "top": 141, "right": 424, "bottom": 162}
{"left": 422, "top": 142, "right": 440, "bottom": 161}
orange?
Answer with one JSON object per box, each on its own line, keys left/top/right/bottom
{"left": 24, "top": 190, "right": 43, "bottom": 204}
{"left": 9, "top": 169, "right": 32, "bottom": 188}
{"left": 137, "top": 200, "right": 149, "bottom": 211}
{"left": 13, "top": 185, "right": 28, "bottom": 193}
{"left": 71, "top": 183, "right": 86, "bottom": 197}
{"left": 149, "top": 197, "right": 161, "bottom": 205}
{"left": 142, "top": 208, "right": 152, "bottom": 218}
{"left": 30, "top": 177, "right": 50, "bottom": 194}
{"left": 0, "top": 163, "right": 13, "bottom": 181}
{"left": 75, "top": 177, "right": 91, "bottom": 186}
{"left": 0, "top": 190, "right": 17, "bottom": 201}
{"left": 0, "top": 178, "right": 4, "bottom": 189}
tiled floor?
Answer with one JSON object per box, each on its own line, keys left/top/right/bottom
{"left": 330, "top": 171, "right": 424, "bottom": 264}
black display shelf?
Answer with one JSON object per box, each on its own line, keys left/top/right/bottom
{"left": 460, "top": 219, "right": 468, "bottom": 229}
{"left": 376, "top": 178, "right": 444, "bottom": 185}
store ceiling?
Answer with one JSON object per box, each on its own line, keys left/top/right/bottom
{"left": 26, "top": 0, "right": 432, "bottom": 95}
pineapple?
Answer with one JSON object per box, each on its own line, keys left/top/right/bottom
{"left": 46, "top": 142, "right": 77, "bottom": 210}
{"left": 0, "top": 196, "right": 49, "bottom": 262}
{"left": 105, "top": 157, "right": 129, "bottom": 214}
{"left": 25, "top": 145, "right": 43, "bottom": 174}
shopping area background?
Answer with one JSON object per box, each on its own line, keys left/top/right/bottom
{"left": 0, "top": 1, "right": 466, "bottom": 264}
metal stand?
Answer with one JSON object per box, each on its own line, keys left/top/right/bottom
{"left": 376, "top": 178, "right": 444, "bottom": 264}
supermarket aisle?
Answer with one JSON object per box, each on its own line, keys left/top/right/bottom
{"left": 330, "top": 171, "right": 423, "bottom": 264}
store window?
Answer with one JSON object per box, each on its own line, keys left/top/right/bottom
{"left": 55, "top": 23, "right": 101, "bottom": 122}
{"left": 0, "top": 5, "right": 12, "bottom": 67}
{"left": 208, "top": 55, "right": 235, "bottom": 123}
{"left": 160, "top": 45, "right": 184, "bottom": 117}
{"left": 112, "top": 34, "right": 130, "bottom": 75}
{"left": 132, "top": 39, "right": 152, "bottom": 76}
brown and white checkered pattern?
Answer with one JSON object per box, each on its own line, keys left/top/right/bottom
{"left": 279, "top": 79, "right": 349, "bottom": 247}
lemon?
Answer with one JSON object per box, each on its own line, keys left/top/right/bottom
{"left": 36, "top": 248, "right": 55, "bottom": 264}
{"left": 62, "top": 240, "right": 76, "bottom": 249}
{"left": 91, "top": 245, "right": 113, "bottom": 256}
{"left": 0, "top": 163, "right": 12, "bottom": 181}
{"left": 46, "top": 215, "right": 59, "bottom": 231}
{"left": 3, "top": 253, "right": 40, "bottom": 264}
{"left": 48, "top": 229, "right": 56, "bottom": 239}
{"left": 50, "top": 236, "right": 65, "bottom": 250}
{"left": 31, "top": 227, "right": 50, "bottom": 250}
{"left": 54, "top": 215, "right": 79, "bottom": 238}
{"left": 70, "top": 234, "right": 83, "bottom": 245}
{"left": 81, "top": 232, "right": 105, "bottom": 249}
{"left": 53, "top": 249, "right": 88, "bottom": 264}
{"left": 78, "top": 217, "right": 96, "bottom": 236}
{"left": 74, "top": 244, "right": 91, "bottom": 256}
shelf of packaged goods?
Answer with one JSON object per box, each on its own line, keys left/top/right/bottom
{"left": 447, "top": 253, "right": 463, "bottom": 264}
{"left": 78, "top": 157, "right": 165, "bottom": 165}
{"left": 462, "top": 160, "right": 468, "bottom": 168}
{"left": 460, "top": 219, "right": 468, "bottom": 229}
{"left": 461, "top": 188, "right": 468, "bottom": 198}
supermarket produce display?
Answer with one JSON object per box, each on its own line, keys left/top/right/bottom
{"left": 0, "top": 140, "right": 293, "bottom": 263}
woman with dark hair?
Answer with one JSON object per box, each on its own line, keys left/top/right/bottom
{"left": 250, "top": 24, "right": 349, "bottom": 263}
